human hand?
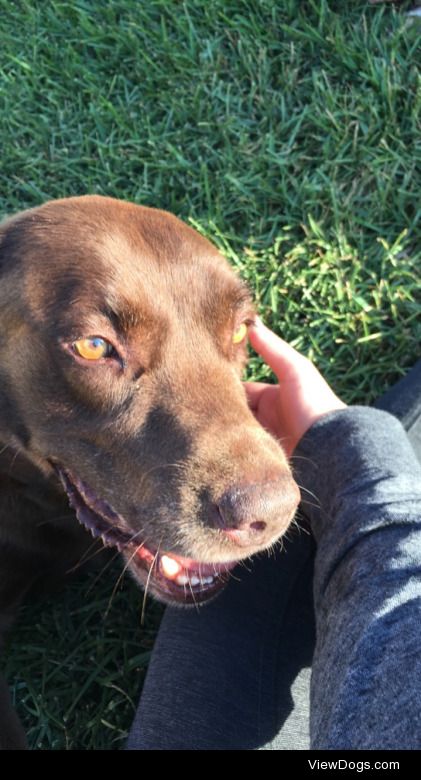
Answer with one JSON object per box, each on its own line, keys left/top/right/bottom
{"left": 244, "top": 318, "right": 347, "bottom": 457}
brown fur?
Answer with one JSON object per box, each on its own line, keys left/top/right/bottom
{"left": 0, "top": 196, "right": 299, "bottom": 748}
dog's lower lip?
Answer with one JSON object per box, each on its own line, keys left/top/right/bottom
{"left": 54, "top": 463, "right": 238, "bottom": 605}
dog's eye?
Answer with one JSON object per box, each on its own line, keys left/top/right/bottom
{"left": 232, "top": 323, "right": 248, "bottom": 344}
{"left": 72, "top": 337, "right": 114, "bottom": 361}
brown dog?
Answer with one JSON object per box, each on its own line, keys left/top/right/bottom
{"left": 0, "top": 196, "right": 300, "bottom": 748}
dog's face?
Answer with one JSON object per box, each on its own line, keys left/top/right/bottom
{"left": 0, "top": 196, "right": 299, "bottom": 606}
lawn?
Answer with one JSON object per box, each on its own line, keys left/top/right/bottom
{"left": 0, "top": 0, "right": 420, "bottom": 749}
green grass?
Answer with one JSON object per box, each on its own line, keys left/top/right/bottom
{"left": 1, "top": 0, "right": 420, "bottom": 749}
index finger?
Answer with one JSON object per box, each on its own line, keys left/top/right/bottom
{"left": 248, "top": 319, "right": 307, "bottom": 382}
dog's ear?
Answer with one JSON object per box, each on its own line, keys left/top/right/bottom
{"left": 0, "top": 214, "right": 11, "bottom": 273}
{"left": 0, "top": 212, "right": 20, "bottom": 274}
{"left": 0, "top": 208, "right": 33, "bottom": 274}
{"left": 0, "top": 213, "right": 28, "bottom": 314}
{"left": 0, "top": 210, "right": 38, "bottom": 452}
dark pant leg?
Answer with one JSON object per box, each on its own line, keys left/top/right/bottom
{"left": 126, "top": 358, "right": 421, "bottom": 750}
{"left": 375, "top": 359, "right": 421, "bottom": 463}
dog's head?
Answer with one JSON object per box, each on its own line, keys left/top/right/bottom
{"left": 0, "top": 196, "right": 299, "bottom": 606}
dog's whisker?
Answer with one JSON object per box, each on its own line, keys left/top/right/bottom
{"left": 7, "top": 447, "right": 23, "bottom": 477}
{"left": 292, "top": 518, "right": 312, "bottom": 536}
{"left": 36, "top": 514, "right": 76, "bottom": 528}
{"left": 289, "top": 454, "right": 318, "bottom": 466}
{"left": 105, "top": 542, "right": 148, "bottom": 619}
{"left": 0, "top": 443, "right": 12, "bottom": 457}
{"left": 70, "top": 524, "right": 149, "bottom": 585}
{"left": 187, "top": 576, "right": 200, "bottom": 614}
{"left": 85, "top": 547, "right": 123, "bottom": 597}
{"left": 295, "top": 484, "right": 321, "bottom": 505}
{"left": 130, "top": 528, "right": 149, "bottom": 544}
{"left": 141, "top": 543, "right": 162, "bottom": 625}
{"left": 299, "top": 498, "right": 322, "bottom": 510}
{"left": 66, "top": 538, "right": 105, "bottom": 574}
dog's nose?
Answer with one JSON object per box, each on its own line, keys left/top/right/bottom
{"left": 214, "top": 477, "right": 300, "bottom": 548}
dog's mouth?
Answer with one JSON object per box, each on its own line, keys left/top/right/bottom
{"left": 55, "top": 466, "right": 238, "bottom": 606}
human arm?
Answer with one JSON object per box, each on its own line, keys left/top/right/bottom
{"left": 246, "top": 320, "right": 421, "bottom": 749}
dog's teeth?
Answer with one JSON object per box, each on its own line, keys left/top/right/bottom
{"left": 173, "top": 573, "right": 216, "bottom": 587}
{"left": 175, "top": 574, "right": 189, "bottom": 585}
{"left": 161, "top": 554, "right": 182, "bottom": 578}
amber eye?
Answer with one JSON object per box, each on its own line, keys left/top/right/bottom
{"left": 232, "top": 322, "right": 248, "bottom": 344}
{"left": 72, "top": 337, "right": 114, "bottom": 361}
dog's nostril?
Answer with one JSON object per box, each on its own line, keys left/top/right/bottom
{"left": 249, "top": 520, "right": 267, "bottom": 532}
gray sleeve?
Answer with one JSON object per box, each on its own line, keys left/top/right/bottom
{"left": 293, "top": 406, "right": 421, "bottom": 750}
